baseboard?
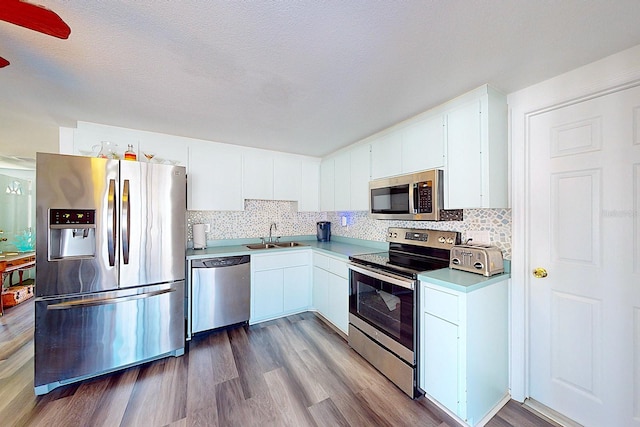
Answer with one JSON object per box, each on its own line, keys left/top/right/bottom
{"left": 523, "top": 398, "right": 583, "bottom": 427}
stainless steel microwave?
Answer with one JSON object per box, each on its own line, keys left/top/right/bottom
{"left": 369, "top": 169, "right": 444, "bottom": 221}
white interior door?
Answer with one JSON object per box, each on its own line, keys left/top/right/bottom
{"left": 528, "top": 84, "right": 640, "bottom": 426}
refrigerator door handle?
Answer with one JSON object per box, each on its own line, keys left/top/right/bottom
{"left": 46, "top": 288, "right": 176, "bottom": 310}
{"left": 122, "top": 179, "right": 130, "bottom": 264}
{"left": 107, "top": 178, "right": 117, "bottom": 266}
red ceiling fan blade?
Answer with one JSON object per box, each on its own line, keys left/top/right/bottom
{"left": 0, "top": 56, "right": 9, "bottom": 68}
{"left": 0, "top": 0, "right": 70, "bottom": 39}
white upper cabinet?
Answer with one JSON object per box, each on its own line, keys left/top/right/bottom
{"left": 357, "top": 84, "right": 507, "bottom": 209}
{"left": 320, "top": 158, "right": 335, "bottom": 211}
{"left": 370, "top": 114, "right": 445, "bottom": 179}
{"left": 401, "top": 114, "right": 445, "bottom": 172}
{"left": 349, "top": 143, "right": 370, "bottom": 211}
{"left": 333, "top": 151, "right": 351, "bottom": 211}
{"left": 445, "top": 100, "right": 483, "bottom": 208}
{"left": 274, "top": 154, "right": 302, "bottom": 202}
{"left": 188, "top": 140, "right": 243, "bottom": 211}
{"left": 243, "top": 150, "right": 274, "bottom": 200}
{"left": 242, "top": 149, "right": 319, "bottom": 208}
{"left": 66, "top": 122, "right": 321, "bottom": 212}
{"left": 320, "top": 143, "right": 370, "bottom": 212}
{"left": 371, "top": 132, "right": 402, "bottom": 179}
{"left": 299, "top": 159, "right": 320, "bottom": 211}
{"left": 444, "top": 86, "right": 508, "bottom": 209}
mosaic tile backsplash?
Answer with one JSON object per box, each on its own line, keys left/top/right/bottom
{"left": 188, "top": 199, "right": 512, "bottom": 259}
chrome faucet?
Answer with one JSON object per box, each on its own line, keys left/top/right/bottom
{"left": 268, "top": 222, "right": 277, "bottom": 243}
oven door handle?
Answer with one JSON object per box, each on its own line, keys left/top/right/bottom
{"left": 348, "top": 263, "right": 415, "bottom": 290}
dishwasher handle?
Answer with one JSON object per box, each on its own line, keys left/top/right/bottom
{"left": 191, "top": 255, "right": 250, "bottom": 268}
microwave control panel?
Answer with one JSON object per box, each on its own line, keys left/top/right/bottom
{"left": 415, "top": 181, "right": 432, "bottom": 213}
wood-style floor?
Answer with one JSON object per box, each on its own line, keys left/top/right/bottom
{"left": 0, "top": 299, "right": 556, "bottom": 427}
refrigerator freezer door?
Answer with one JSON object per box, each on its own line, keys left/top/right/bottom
{"left": 36, "top": 153, "right": 119, "bottom": 297}
{"left": 118, "top": 161, "right": 186, "bottom": 288}
{"left": 34, "top": 281, "right": 185, "bottom": 395}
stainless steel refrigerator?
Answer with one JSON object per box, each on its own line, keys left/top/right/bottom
{"left": 34, "top": 153, "right": 186, "bottom": 395}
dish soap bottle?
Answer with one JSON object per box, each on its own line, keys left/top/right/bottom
{"left": 124, "top": 144, "right": 137, "bottom": 161}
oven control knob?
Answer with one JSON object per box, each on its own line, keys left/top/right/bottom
{"left": 474, "top": 262, "right": 484, "bottom": 269}
{"left": 446, "top": 237, "right": 454, "bottom": 244}
{"left": 451, "top": 258, "right": 461, "bottom": 265}
{"left": 438, "top": 236, "right": 446, "bottom": 243}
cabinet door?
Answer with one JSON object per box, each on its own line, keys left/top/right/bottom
{"left": 284, "top": 265, "right": 310, "bottom": 312}
{"left": 252, "top": 269, "right": 284, "bottom": 320}
{"left": 333, "top": 152, "right": 351, "bottom": 211}
{"left": 188, "top": 142, "right": 243, "bottom": 210}
{"left": 371, "top": 133, "right": 402, "bottom": 179}
{"left": 243, "top": 151, "right": 274, "bottom": 200}
{"left": 274, "top": 154, "right": 301, "bottom": 201}
{"left": 299, "top": 159, "right": 320, "bottom": 211}
{"left": 445, "top": 100, "right": 482, "bottom": 208}
{"left": 421, "top": 312, "right": 460, "bottom": 415}
{"left": 312, "top": 266, "right": 329, "bottom": 315}
{"left": 402, "top": 115, "right": 445, "bottom": 173}
{"left": 327, "top": 273, "right": 349, "bottom": 334}
{"left": 320, "top": 159, "right": 335, "bottom": 211}
{"left": 350, "top": 144, "right": 370, "bottom": 211}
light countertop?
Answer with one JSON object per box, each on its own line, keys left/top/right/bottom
{"left": 186, "top": 236, "right": 386, "bottom": 261}
{"left": 418, "top": 261, "right": 511, "bottom": 293}
{"left": 186, "top": 236, "right": 511, "bottom": 292}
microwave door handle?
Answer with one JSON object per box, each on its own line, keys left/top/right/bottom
{"left": 411, "top": 182, "right": 418, "bottom": 214}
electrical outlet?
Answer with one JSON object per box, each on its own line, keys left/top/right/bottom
{"left": 466, "top": 230, "right": 490, "bottom": 245}
{"left": 204, "top": 224, "right": 211, "bottom": 233}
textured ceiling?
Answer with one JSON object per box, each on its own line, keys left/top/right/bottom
{"left": 2, "top": 0, "right": 640, "bottom": 158}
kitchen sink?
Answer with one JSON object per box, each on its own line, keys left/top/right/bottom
{"left": 245, "top": 241, "right": 308, "bottom": 250}
{"left": 245, "top": 243, "right": 280, "bottom": 250}
{"left": 275, "top": 242, "right": 307, "bottom": 248}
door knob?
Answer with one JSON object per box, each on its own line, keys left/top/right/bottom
{"left": 533, "top": 267, "right": 548, "bottom": 279}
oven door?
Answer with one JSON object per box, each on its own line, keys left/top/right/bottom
{"left": 348, "top": 263, "right": 416, "bottom": 363}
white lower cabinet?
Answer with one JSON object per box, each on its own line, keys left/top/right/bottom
{"left": 252, "top": 269, "right": 284, "bottom": 320}
{"left": 419, "top": 279, "right": 509, "bottom": 427}
{"left": 250, "top": 250, "right": 311, "bottom": 324}
{"left": 326, "top": 272, "right": 349, "bottom": 334}
{"left": 312, "top": 266, "right": 329, "bottom": 315}
{"left": 312, "top": 252, "right": 349, "bottom": 334}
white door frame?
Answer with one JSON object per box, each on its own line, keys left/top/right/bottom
{"left": 508, "top": 44, "right": 640, "bottom": 402}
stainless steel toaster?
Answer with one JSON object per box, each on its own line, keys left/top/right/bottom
{"left": 450, "top": 244, "right": 504, "bottom": 277}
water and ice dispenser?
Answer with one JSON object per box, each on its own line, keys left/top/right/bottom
{"left": 48, "top": 209, "right": 96, "bottom": 260}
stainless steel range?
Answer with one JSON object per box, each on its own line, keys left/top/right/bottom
{"left": 348, "top": 227, "right": 460, "bottom": 398}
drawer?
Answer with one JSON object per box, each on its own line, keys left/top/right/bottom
{"left": 328, "top": 258, "right": 348, "bottom": 279}
{"left": 313, "top": 252, "right": 329, "bottom": 270}
{"left": 252, "top": 250, "right": 310, "bottom": 270}
{"left": 422, "top": 285, "right": 459, "bottom": 324}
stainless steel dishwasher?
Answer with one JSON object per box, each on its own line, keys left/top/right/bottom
{"left": 191, "top": 255, "right": 251, "bottom": 335}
